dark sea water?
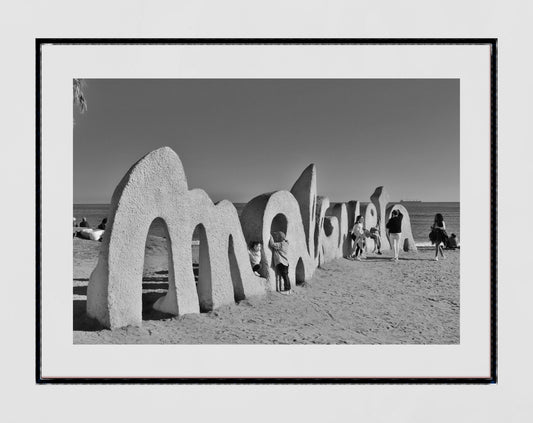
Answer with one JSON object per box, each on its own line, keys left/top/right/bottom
{"left": 74, "top": 201, "right": 460, "bottom": 246}
{"left": 396, "top": 202, "right": 460, "bottom": 245}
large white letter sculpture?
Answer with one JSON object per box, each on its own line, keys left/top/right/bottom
{"left": 370, "top": 186, "right": 391, "bottom": 250}
{"left": 290, "top": 164, "right": 317, "bottom": 259}
{"left": 87, "top": 147, "right": 265, "bottom": 329}
{"left": 86, "top": 147, "right": 418, "bottom": 329}
{"left": 315, "top": 196, "right": 341, "bottom": 265}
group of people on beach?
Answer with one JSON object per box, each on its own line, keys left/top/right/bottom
{"left": 76, "top": 210, "right": 455, "bottom": 294}
{"left": 350, "top": 211, "right": 458, "bottom": 262}
{"left": 348, "top": 210, "right": 403, "bottom": 262}
{"left": 73, "top": 217, "right": 108, "bottom": 241}
{"left": 73, "top": 217, "right": 107, "bottom": 230}
{"left": 247, "top": 212, "right": 458, "bottom": 291}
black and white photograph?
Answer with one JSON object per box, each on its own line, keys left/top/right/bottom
{"left": 35, "top": 41, "right": 495, "bottom": 382}
{"left": 72, "top": 78, "right": 461, "bottom": 345}
{"left": 6, "top": 0, "right": 533, "bottom": 421}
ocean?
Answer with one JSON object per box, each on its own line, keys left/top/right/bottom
{"left": 74, "top": 201, "right": 460, "bottom": 246}
{"left": 393, "top": 202, "right": 460, "bottom": 246}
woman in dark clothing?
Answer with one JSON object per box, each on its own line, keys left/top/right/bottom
{"left": 79, "top": 217, "right": 89, "bottom": 228}
{"left": 386, "top": 209, "right": 403, "bottom": 261}
{"left": 430, "top": 213, "right": 447, "bottom": 261}
{"left": 446, "top": 233, "right": 458, "bottom": 250}
{"left": 97, "top": 218, "right": 108, "bottom": 230}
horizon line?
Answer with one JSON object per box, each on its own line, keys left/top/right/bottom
{"left": 74, "top": 199, "right": 461, "bottom": 205}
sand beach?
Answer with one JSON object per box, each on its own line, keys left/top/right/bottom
{"left": 73, "top": 235, "right": 459, "bottom": 344}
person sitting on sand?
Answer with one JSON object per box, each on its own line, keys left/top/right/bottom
{"left": 446, "top": 233, "right": 458, "bottom": 250}
{"left": 97, "top": 218, "right": 108, "bottom": 230}
{"left": 386, "top": 209, "right": 403, "bottom": 261}
{"left": 350, "top": 215, "right": 366, "bottom": 261}
{"left": 248, "top": 241, "right": 262, "bottom": 276}
{"left": 430, "top": 213, "right": 448, "bottom": 261}
{"left": 269, "top": 231, "right": 292, "bottom": 294}
{"left": 368, "top": 224, "right": 382, "bottom": 255}
{"left": 79, "top": 217, "right": 90, "bottom": 228}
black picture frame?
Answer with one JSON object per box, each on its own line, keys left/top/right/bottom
{"left": 36, "top": 38, "right": 497, "bottom": 384}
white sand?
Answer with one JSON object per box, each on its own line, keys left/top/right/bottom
{"left": 73, "top": 236, "right": 459, "bottom": 344}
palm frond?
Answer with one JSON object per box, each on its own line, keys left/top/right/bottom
{"left": 73, "top": 79, "right": 87, "bottom": 113}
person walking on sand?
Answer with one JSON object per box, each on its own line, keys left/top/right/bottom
{"left": 269, "top": 231, "right": 292, "bottom": 294}
{"left": 248, "top": 241, "right": 262, "bottom": 276}
{"left": 350, "top": 215, "right": 366, "bottom": 261}
{"left": 430, "top": 213, "right": 448, "bottom": 261}
{"left": 386, "top": 209, "right": 403, "bottom": 261}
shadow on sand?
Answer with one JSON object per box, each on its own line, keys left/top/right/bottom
{"left": 396, "top": 257, "right": 437, "bottom": 261}
{"left": 74, "top": 286, "right": 175, "bottom": 332}
{"left": 74, "top": 264, "right": 200, "bottom": 331}
{"left": 73, "top": 281, "right": 170, "bottom": 297}
{"left": 362, "top": 256, "right": 433, "bottom": 262}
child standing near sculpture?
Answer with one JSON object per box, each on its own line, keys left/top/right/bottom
{"left": 248, "top": 241, "right": 262, "bottom": 276}
{"left": 269, "top": 232, "right": 292, "bottom": 294}
{"left": 350, "top": 215, "right": 366, "bottom": 261}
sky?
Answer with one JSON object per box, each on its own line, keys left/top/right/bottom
{"left": 74, "top": 79, "right": 459, "bottom": 204}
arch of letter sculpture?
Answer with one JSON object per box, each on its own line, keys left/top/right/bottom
{"left": 87, "top": 147, "right": 417, "bottom": 329}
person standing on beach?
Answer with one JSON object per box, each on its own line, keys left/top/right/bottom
{"left": 430, "top": 213, "right": 447, "bottom": 261}
{"left": 350, "top": 215, "right": 366, "bottom": 261}
{"left": 386, "top": 209, "right": 403, "bottom": 261}
{"left": 269, "top": 232, "right": 292, "bottom": 294}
